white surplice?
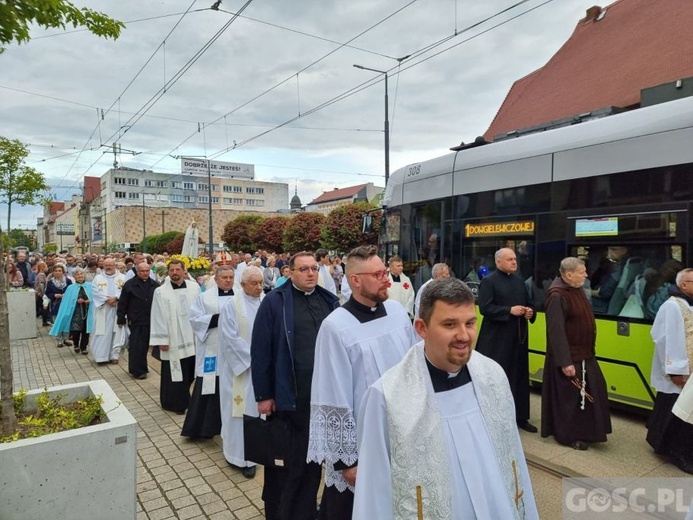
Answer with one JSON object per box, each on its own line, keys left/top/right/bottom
{"left": 218, "top": 291, "right": 263, "bottom": 467}
{"left": 189, "top": 290, "right": 234, "bottom": 393}
{"left": 353, "top": 345, "right": 538, "bottom": 520}
{"left": 387, "top": 272, "right": 415, "bottom": 318}
{"left": 307, "top": 299, "right": 418, "bottom": 492}
{"left": 91, "top": 271, "right": 126, "bottom": 362}
{"left": 651, "top": 296, "right": 693, "bottom": 394}
{"left": 149, "top": 280, "right": 201, "bottom": 380}
{"left": 317, "top": 264, "right": 337, "bottom": 295}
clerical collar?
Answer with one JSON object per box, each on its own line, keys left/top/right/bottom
{"left": 218, "top": 287, "right": 234, "bottom": 296}
{"left": 424, "top": 353, "right": 471, "bottom": 392}
{"left": 292, "top": 283, "right": 314, "bottom": 296}
{"left": 391, "top": 274, "right": 401, "bottom": 282}
{"left": 342, "top": 297, "right": 386, "bottom": 323}
{"left": 171, "top": 280, "right": 187, "bottom": 290}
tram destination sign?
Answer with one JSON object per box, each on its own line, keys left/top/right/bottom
{"left": 575, "top": 217, "right": 619, "bottom": 237}
{"left": 465, "top": 220, "right": 535, "bottom": 238}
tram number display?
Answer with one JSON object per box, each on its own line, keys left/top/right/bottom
{"left": 464, "top": 220, "right": 535, "bottom": 237}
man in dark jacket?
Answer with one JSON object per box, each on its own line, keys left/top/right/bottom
{"left": 475, "top": 247, "right": 537, "bottom": 432}
{"left": 15, "top": 250, "right": 34, "bottom": 288}
{"left": 251, "top": 251, "right": 339, "bottom": 520}
{"left": 117, "top": 262, "right": 160, "bottom": 379}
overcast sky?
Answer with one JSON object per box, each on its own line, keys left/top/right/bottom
{"left": 1, "top": 0, "right": 604, "bottom": 229}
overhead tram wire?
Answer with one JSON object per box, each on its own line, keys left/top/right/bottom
{"left": 30, "top": 10, "right": 211, "bottom": 40}
{"left": 101, "top": 0, "right": 257, "bottom": 152}
{"left": 48, "top": 1, "right": 199, "bottom": 196}
{"left": 149, "top": 0, "right": 421, "bottom": 170}
{"left": 206, "top": 0, "right": 555, "bottom": 159}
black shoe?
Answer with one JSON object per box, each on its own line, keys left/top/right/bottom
{"left": 242, "top": 466, "right": 257, "bottom": 479}
{"left": 136, "top": 373, "right": 147, "bottom": 380}
{"left": 671, "top": 455, "right": 693, "bottom": 474}
{"left": 517, "top": 421, "right": 538, "bottom": 433}
{"left": 568, "top": 440, "right": 589, "bottom": 451}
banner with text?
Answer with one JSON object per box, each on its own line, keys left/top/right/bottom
{"left": 181, "top": 157, "right": 255, "bottom": 179}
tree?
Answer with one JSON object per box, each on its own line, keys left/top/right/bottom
{"left": 0, "top": 8, "right": 123, "bottom": 437}
{"left": 255, "top": 216, "right": 289, "bottom": 253}
{"left": 0, "top": 138, "right": 50, "bottom": 236}
{"left": 143, "top": 231, "right": 184, "bottom": 255}
{"left": 222, "top": 215, "right": 264, "bottom": 252}
{"left": 0, "top": 1, "right": 124, "bottom": 53}
{"left": 7, "top": 228, "right": 35, "bottom": 249}
{"left": 283, "top": 212, "right": 325, "bottom": 252}
{"left": 321, "top": 202, "right": 380, "bottom": 252}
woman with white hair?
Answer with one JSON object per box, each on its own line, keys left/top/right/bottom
{"left": 45, "top": 263, "right": 73, "bottom": 348}
{"left": 49, "top": 267, "right": 94, "bottom": 355}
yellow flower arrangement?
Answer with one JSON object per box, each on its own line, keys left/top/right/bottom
{"left": 166, "top": 255, "right": 212, "bottom": 278}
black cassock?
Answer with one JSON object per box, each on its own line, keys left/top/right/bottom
{"left": 475, "top": 269, "right": 534, "bottom": 423}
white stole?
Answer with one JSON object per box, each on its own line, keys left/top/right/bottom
{"left": 381, "top": 344, "right": 529, "bottom": 520}
{"left": 231, "top": 292, "right": 263, "bottom": 417}
{"left": 200, "top": 289, "right": 221, "bottom": 395}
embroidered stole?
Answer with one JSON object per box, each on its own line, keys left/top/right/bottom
{"left": 381, "top": 346, "right": 528, "bottom": 519}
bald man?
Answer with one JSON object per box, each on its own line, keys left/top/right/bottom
{"left": 475, "top": 248, "right": 537, "bottom": 433}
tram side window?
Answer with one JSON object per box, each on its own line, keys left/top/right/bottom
{"left": 572, "top": 244, "right": 684, "bottom": 320}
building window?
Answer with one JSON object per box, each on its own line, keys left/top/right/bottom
{"left": 246, "top": 199, "right": 264, "bottom": 206}
{"left": 223, "top": 185, "right": 232, "bottom": 192}
{"left": 233, "top": 198, "right": 243, "bottom": 205}
{"left": 115, "top": 191, "right": 126, "bottom": 198}
{"left": 128, "top": 192, "right": 140, "bottom": 199}
{"left": 171, "top": 195, "right": 183, "bottom": 202}
{"left": 114, "top": 178, "right": 126, "bottom": 185}
{"left": 197, "top": 183, "right": 208, "bottom": 191}
{"left": 184, "top": 195, "right": 194, "bottom": 202}
{"left": 171, "top": 181, "right": 181, "bottom": 189}
{"left": 156, "top": 180, "right": 168, "bottom": 188}
{"left": 127, "top": 178, "right": 139, "bottom": 186}
{"left": 211, "top": 197, "right": 219, "bottom": 203}
{"left": 234, "top": 186, "right": 242, "bottom": 193}
{"left": 183, "top": 182, "right": 194, "bottom": 190}
{"left": 223, "top": 197, "right": 232, "bottom": 204}
{"left": 211, "top": 185, "right": 218, "bottom": 191}
{"left": 198, "top": 195, "right": 209, "bottom": 203}
{"left": 145, "top": 180, "right": 155, "bottom": 187}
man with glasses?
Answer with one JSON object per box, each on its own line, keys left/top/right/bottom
{"left": 308, "top": 245, "right": 418, "bottom": 519}
{"left": 251, "top": 252, "right": 339, "bottom": 520}
{"left": 647, "top": 267, "right": 693, "bottom": 474}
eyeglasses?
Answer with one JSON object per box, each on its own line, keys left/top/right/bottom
{"left": 353, "top": 270, "right": 389, "bottom": 280}
{"left": 295, "top": 266, "right": 319, "bottom": 273}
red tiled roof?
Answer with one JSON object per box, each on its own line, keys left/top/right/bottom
{"left": 309, "top": 184, "right": 368, "bottom": 204}
{"left": 484, "top": 0, "right": 693, "bottom": 141}
{"left": 48, "top": 202, "right": 65, "bottom": 215}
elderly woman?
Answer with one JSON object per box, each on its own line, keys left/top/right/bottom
{"left": 263, "top": 256, "right": 281, "bottom": 293}
{"left": 5, "top": 260, "right": 24, "bottom": 288}
{"left": 45, "top": 263, "right": 73, "bottom": 347}
{"left": 34, "top": 261, "right": 51, "bottom": 325}
{"left": 49, "top": 267, "right": 93, "bottom": 354}
{"left": 275, "top": 264, "right": 291, "bottom": 288}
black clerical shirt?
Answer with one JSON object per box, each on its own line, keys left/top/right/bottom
{"left": 342, "top": 296, "right": 387, "bottom": 323}
{"left": 425, "top": 356, "right": 471, "bottom": 392}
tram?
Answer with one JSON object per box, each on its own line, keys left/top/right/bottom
{"left": 379, "top": 95, "right": 693, "bottom": 411}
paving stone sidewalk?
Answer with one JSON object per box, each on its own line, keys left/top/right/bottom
{"left": 12, "top": 321, "right": 265, "bottom": 520}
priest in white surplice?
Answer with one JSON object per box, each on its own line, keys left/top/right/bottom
{"left": 308, "top": 245, "right": 418, "bottom": 519}
{"left": 386, "top": 255, "right": 415, "bottom": 319}
{"left": 315, "top": 249, "right": 337, "bottom": 296}
{"left": 354, "top": 278, "right": 539, "bottom": 520}
{"left": 219, "top": 265, "right": 264, "bottom": 479}
{"left": 182, "top": 265, "right": 236, "bottom": 439}
{"left": 150, "top": 259, "right": 201, "bottom": 414}
{"left": 91, "top": 257, "right": 126, "bottom": 363}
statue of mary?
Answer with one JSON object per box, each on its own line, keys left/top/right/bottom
{"left": 182, "top": 221, "right": 200, "bottom": 257}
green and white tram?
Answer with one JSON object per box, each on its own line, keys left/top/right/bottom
{"left": 379, "top": 96, "right": 693, "bottom": 411}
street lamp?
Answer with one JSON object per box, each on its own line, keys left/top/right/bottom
{"left": 207, "top": 159, "right": 213, "bottom": 256}
{"left": 353, "top": 64, "right": 390, "bottom": 185}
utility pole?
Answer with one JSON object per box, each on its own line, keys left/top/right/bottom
{"left": 142, "top": 196, "right": 146, "bottom": 253}
{"left": 158, "top": 210, "right": 169, "bottom": 234}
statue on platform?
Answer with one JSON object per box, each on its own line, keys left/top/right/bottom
{"left": 182, "top": 221, "right": 200, "bottom": 257}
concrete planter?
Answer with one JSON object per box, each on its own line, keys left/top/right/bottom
{"left": 0, "top": 380, "right": 137, "bottom": 520}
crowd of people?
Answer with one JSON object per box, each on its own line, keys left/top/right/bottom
{"left": 5, "top": 242, "right": 693, "bottom": 517}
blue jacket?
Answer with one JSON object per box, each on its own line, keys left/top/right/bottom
{"left": 49, "top": 282, "right": 94, "bottom": 336}
{"left": 251, "top": 280, "right": 339, "bottom": 411}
